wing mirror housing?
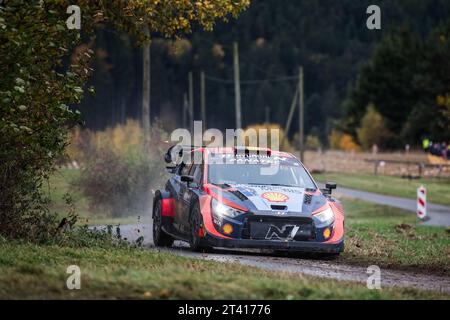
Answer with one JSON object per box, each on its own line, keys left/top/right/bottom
{"left": 181, "top": 175, "right": 194, "bottom": 183}
{"left": 322, "top": 181, "right": 337, "bottom": 195}
{"left": 325, "top": 182, "right": 337, "bottom": 194}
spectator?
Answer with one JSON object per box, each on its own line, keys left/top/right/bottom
{"left": 422, "top": 138, "right": 430, "bottom": 152}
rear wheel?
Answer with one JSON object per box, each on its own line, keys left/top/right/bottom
{"left": 152, "top": 200, "right": 174, "bottom": 247}
{"left": 189, "top": 204, "right": 210, "bottom": 252}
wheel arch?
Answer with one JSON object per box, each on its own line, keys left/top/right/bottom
{"left": 152, "top": 190, "right": 172, "bottom": 218}
{"left": 187, "top": 192, "right": 202, "bottom": 221}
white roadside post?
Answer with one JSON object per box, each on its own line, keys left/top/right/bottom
{"left": 417, "top": 185, "right": 427, "bottom": 220}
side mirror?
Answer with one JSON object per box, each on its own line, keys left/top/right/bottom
{"left": 181, "top": 175, "right": 194, "bottom": 183}
{"left": 325, "top": 181, "right": 337, "bottom": 194}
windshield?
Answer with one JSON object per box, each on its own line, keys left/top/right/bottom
{"left": 207, "top": 158, "right": 316, "bottom": 189}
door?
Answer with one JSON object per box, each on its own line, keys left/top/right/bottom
{"left": 173, "top": 161, "right": 192, "bottom": 232}
{"left": 179, "top": 164, "right": 203, "bottom": 231}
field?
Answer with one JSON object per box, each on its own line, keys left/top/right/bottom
{"left": 2, "top": 167, "right": 438, "bottom": 299}
{"left": 338, "top": 199, "right": 449, "bottom": 274}
{"left": 314, "top": 172, "right": 450, "bottom": 206}
{"left": 303, "top": 150, "right": 450, "bottom": 178}
{"left": 46, "top": 168, "right": 450, "bottom": 274}
{"left": 0, "top": 238, "right": 448, "bottom": 299}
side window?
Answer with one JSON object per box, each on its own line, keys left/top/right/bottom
{"left": 180, "top": 163, "right": 192, "bottom": 176}
{"left": 190, "top": 165, "right": 203, "bottom": 184}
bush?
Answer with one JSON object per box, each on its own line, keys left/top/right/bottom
{"left": 357, "top": 104, "right": 393, "bottom": 150}
{"left": 243, "top": 123, "right": 292, "bottom": 151}
{"left": 0, "top": 3, "right": 88, "bottom": 241}
{"left": 73, "top": 121, "right": 168, "bottom": 217}
{"left": 305, "top": 134, "right": 322, "bottom": 150}
{"left": 328, "top": 130, "right": 360, "bottom": 151}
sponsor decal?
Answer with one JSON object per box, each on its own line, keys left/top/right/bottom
{"left": 234, "top": 184, "right": 304, "bottom": 212}
{"left": 261, "top": 192, "right": 289, "bottom": 203}
{"left": 265, "top": 225, "right": 299, "bottom": 240}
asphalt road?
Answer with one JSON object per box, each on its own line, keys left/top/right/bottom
{"left": 101, "top": 223, "right": 450, "bottom": 294}
{"left": 335, "top": 186, "right": 450, "bottom": 227}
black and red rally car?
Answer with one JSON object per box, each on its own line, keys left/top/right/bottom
{"left": 152, "top": 146, "right": 344, "bottom": 254}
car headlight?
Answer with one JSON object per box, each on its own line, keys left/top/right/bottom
{"left": 313, "top": 207, "right": 335, "bottom": 227}
{"left": 211, "top": 198, "right": 245, "bottom": 219}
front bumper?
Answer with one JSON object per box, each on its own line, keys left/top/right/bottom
{"left": 203, "top": 233, "right": 344, "bottom": 253}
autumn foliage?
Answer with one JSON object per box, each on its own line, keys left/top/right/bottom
{"left": 0, "top": 0, "right": 249, "bottom": 240}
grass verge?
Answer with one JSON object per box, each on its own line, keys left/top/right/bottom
{"left": 0, "top": 238, "right": 448, "bottom": 299}
{"left": 46, "top": 169, "right": 449, "bottom": 275}
{"left": 338, "top": 198, "right": 450, "bottom": 275}
{"left": 313, "top": 173, "right": 450, "bottom": 206}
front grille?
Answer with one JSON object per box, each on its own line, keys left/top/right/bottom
{"left": 242, "top": 216, "right": 314, "bottom": 241}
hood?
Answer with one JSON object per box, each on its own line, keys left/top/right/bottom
{"left": 233, "top": 184, "right": 305, "bottom": 213}
{"left": 211, "top": 183, "right": 327, "bottom": 215}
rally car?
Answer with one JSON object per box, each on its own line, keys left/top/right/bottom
{"left": 152, "top": 146, "right": 344, "bottom": 254}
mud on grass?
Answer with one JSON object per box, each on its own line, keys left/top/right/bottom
{"left": 338, "top": 199, "right": 450, "bottom": 275}
{"left": 0, "top": 240, "right": 448, "bottom": 299}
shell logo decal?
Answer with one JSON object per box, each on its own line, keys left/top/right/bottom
{"left": 261, "top": 192, "right": 289, "bottom": 203}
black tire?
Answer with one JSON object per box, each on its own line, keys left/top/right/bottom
{"left": 152, "top": 200, "right": 174, "bottom": 247}
{"left": 189, "top": 204, "right": 210, "bottom": 252}
{"left": 318, "top": 252, "right": 341, "bottom": 260}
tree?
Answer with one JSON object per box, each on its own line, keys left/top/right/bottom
{"left": 0, "top": 0, "right": 250, "bottom": 240}
{"left": 344, "top": 21, "right": 450, "bottom": 145}
{"left": 357, "top": 104, "right": 393, "bottom": 150}
{"left": 343, "top": 30, "right": 422, "bottom": 144}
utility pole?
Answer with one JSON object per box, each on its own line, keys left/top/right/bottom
{"left": 200, "top": 70, "right": 206, "bottom": 130}
{"left": 188, "top": 71, "right": 194, "bottom": 132}
{"left": 281, "top": 87, "right": 299, "bottom": 148}
{"left": 182, "top": 93, "right": 188, "bottom": 129}
{"left": 233, "top": 42, "right": 242, "bottom": 129}
{"left": 298, "top": 66, "right": 305, "bottom": 162}
{"left": 142, "top": 26, "right": 151, "bottom": 152}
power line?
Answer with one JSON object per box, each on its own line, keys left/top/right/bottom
{"left": 197, "top": 38, "right": 288, "bottom": 77}
{"left": 205, "top": 74, "right": 299, "bottom": 85}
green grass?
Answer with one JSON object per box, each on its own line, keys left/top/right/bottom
{"left": 0, "top": 239, "right": 447, "bottom": 299}
{"left": 46, "top": 169, "right": 450, "bottom": 274}
{"left": 45, "top": 168, "right": 147, "bottom": 226}
{"left": 339, "top": 198, "right": 450, "bottom": 275}
{"left": 1, "top": 169, "right": 447, "bottom": 299}
{"left": 313, "top": 173, "right": 450, "bottom": 206}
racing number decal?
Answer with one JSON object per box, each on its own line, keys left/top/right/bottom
{"left": 265, "top": 225, "right": 299, "bottom": 240}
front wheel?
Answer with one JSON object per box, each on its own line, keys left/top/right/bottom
{"left": 152, "top": 200, "right": 174, "bottom": 247}
{"left": 189, "top": 204, "right": 210, "bottom": 252}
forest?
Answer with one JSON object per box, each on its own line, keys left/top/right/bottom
{"left": 77, "top": 0, "right": 450, "bottom": 147}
